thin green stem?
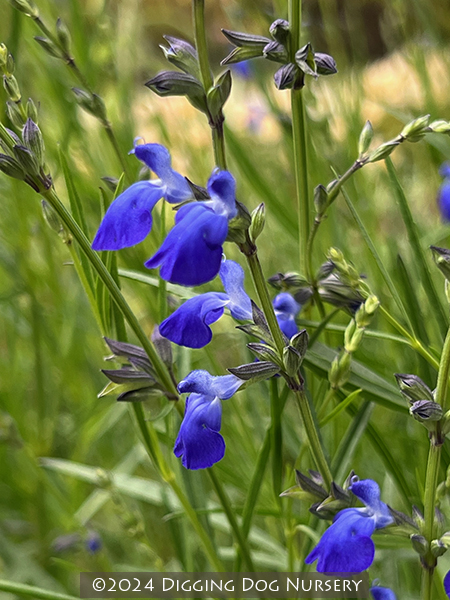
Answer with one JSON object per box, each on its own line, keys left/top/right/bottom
{"left": 244, "top": 247, "right": 286, "bottom": 355}
{"left": 103, "top": 123, "right": 133, "bottom": 183}
{"left": 208, "top": 468, "right": 255, "bottom": 571}
{"left": 42, "top": 187, "right": 177, "bottom": 398}
{"left": 421, "top": 325, "right": 450, "bottom": 597}
{"left": 270, "top": 377, "right": 283, "bottom": 501}
{"left": 294, "top": 389, "right": 333, "bottom": 489}
{"left": 159, "top": 201, "right": 168, "bottom": 321}
{"left": 192, "top": 0, "right": 227, "bottom": 169}
{"left": 288, "top": 0, "right": 310, "bottom": 273}
{"left": 132, "top": 401, "right": 224, "bottom": 571}
{"left": 0, "top": 580, "right": 78, "bottom": 600}
{"left": 379, "top": 306, "right": 439, "bottom": 370}
{"left": 192, "top": 0, "right": 213, "bottom": 91}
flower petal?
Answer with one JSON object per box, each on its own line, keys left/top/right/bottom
{"left": 370, "top": 586, "right": 397, "bottom": 600}
{"left": 207, "top": 170, "right": 238, "bottom": 219}
{"left": 438, "top": 180, "right": 450, "bottom": 221}
{"left": 92, "top": 182, "right": 162, "bottom": 251}
{"left": 350, "top": 478, "right": 393, "bottom": 529}
{"left": 174, "top": 394, "right": 225, "bottom": 470}
{"left": 159, "top": 292, "right": 229, "bottom": 348}
{"left": 134, "top": 143, "right": 192, "bottom": 204}
{"left": 145, "top": 203, "right": 228, "bottom": 286}
{"left": 178, "top": 369, "right": 244, "bottom": 400}
{"left": 305, "top": 508, "right": 376, "bottom": 573}
{"left": 219, "top": 260, "right": 252, "bottom": 320}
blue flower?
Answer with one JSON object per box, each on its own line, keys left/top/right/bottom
{"left": 273, "top": 292, "right": 301, "bottom": 339}
{"left": 146, "top": 170, "right": 238, "bottom": 286}
{"left": 85, "top": 531, "right": 102, "bottom": 554}
{"left": 370, "top": 586, "right": 396, "bottom": 600}
{"left": 92, "top": 143, "right": 191, "bottom": 251}
{"left": 175, "top": 370, "right": 244, "bottom": 469}
{"left": 159, "top": 259, "right": 252, "bottom": 348}
{"left": 305, "top": 477, "right": 393, "bottom": 573}
{"left": 444, "top": 570, "right": 450, "bottom": 597}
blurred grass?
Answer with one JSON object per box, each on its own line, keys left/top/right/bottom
{"left": 1, "top": 0, "right": 450, "bottom": 597}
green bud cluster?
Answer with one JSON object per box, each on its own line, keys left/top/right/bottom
{"left": 329, "top": 295, "right": 379, "bottom": 389}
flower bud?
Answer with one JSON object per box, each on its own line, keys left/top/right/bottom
{"left": 72, "top": 88, "right": 107, "bottom": 122}
{"left": 3, "top": 74, "right": 21, "bottom": 102}
{"left": 431, "top": 539, "right": 447, "bottom": 558}
{"left": 6, "top": 100, "right": 24, "bottom": 128}
{"left": 358, "top": 120, "right": 373, "bottom": 157}
{"left": 207, "top": 70, "right": 232, "bottom": 117}
{"left": 263, "top": 41, "right": 288, "bottom": 63}
{"left": 410, "top": 534, "right": 428, "bottom": 556}
{"left": 329, "top": 351, "right": 351, "bottom": 389}
{"left": 395, "top": 373, "right": 434, "bottom": 403}
{"left": 290, "top": 329, "right": 308, "bottom": 360}
{"left": 295, "top": 43, "right": 317, "bottom": 79}
{"left": 429, "top": 120, "right": 450, "bottom": 134}
{"left": 26, "top": 98, "right": 38, "bottom": 123}
{"left": 314, "top": 184, "right": 328, "bottom": 215}
{"left": 221, "top": 29, "right": 270, "bottom": 48}
{"left": 274, "top": 62, "right": 298, "bottom": 90}
{"left": 269, "top": 19, "right": 290, "bottom": 45}
{"left": 0, "top": 153, "right": 25, "bottom": 180}
{"left": 314, "top": 52, "right": 337, "bottom": 75}
{"left": 283, "top": 345, "right": 302, "bottom": 377}
{"left": 23, "top": 118, "right": 45, "bottom": 167}
{"left": 13, "top": 144, "right": 39, "bottom": 176}
{"left": 409, "top": 400, "right": 443, "bottom": 423}
{"left": 34, "top": 36, "right": 61, "bottom": 59}
{"left": 0, "top": 44, "right": 7, "bottom": 70}
{"left": 161, "top": 36, "right": 200, "bottom": 79}
{"left": 56, "top": 18, "right": 71, "bottom": 55}
{"left": 368, "top": 140, "right": 400, "bottom": 163}
{"left": 10, "top": 0, "right": 39, "bottom": 18}
{"left": 221, "top": 46, "right": 264, "bottom": 66}
{"left": 401, "top": 114, "right": 430, "bottom": 140}
{"left": 431, "top": 245, "right": 450, "bottom": 280}
{"left": 249, "top": 203, "right": 265, "bottom": 242}
{"left": 145, "top": 71, "right": 207, "bottom": 114}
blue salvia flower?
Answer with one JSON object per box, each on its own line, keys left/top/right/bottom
{"left": 444, "top": 570, "right": 450, "bottom": 597}
{"left": 146, "top": 170, "right": 238, "bottom": 286}
{"left": 370, "top": 586, "right": 396, "bottom": 600}
{"left": 92, "top": 143, "right": 191, "bottom": 251}
{"left": 85, "top": 531, "right": 102, "bottom": 554}
{"left": 175, "top": 370, "right": 244, "bottom": 469}
{"left": 305, "top": 477, "right": 393, "bottom": 572}
{"left": 438, "top": 163, "right": 450, "bottom": 222}
{"left": 273, "top": 292, "right": 301, "bottom": 338}
{"left": 159, "top": 259, "right": 252, "bottom": 348}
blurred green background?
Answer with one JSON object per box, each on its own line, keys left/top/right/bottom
{"left": 1, "top": 0, "right": 450, "bottom": 598}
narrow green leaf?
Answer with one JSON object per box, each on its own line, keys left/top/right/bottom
{"left": 305, "top": 342, "right": 407, "bottom": 413}
{"left": 385, "top": 156, "right": 448, "bottom": 337}
{"left": 319, "top": 388, "right": 362, "bottom": 427}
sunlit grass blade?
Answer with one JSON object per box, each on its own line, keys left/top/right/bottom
{"left": 319, "top": 388, "right": 362, "bottom": 427}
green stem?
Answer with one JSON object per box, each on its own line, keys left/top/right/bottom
{"left": 159, "top": 201, "right": 167, "bottom": 321}
{"left": 208, "top": 468, "right": 255, "bottom": 571}
{"left": 379, "top": 306, "right": 439, "bottom": 370}
{"left": 244, "top": 246, "right": 286, "bottom": 355}
{"left": 192, "top": 0, "right": 227, "bottom": 169}
{"left": 270, "top": 377, "right": 283, "bottom": 500}
{"left": 132, "top": 403, "right": 224, "bottom": 571}
{"left": 294, "top": 389, "right": 333, "bottom": 489}
{"left": 103, "top": 122, "right": 133, "bottom": 183}
{"left": 0, "top": 580, "right": 78, "bottom": 600}
{"left": 421, "top": 325, "right": 450, "bottom": 597}
{"left": 288, "top": 0, "right": 310, "bottom": 274}
{"left": 42, "top": 187, "right": 177, "bottom": 398}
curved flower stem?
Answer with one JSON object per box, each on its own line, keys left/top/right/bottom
{"left": 42, "top": 187, "right": 177, "bottom": 398}
{"left": 421, "top": 324, "right": 450, "bottom": 598}
{"left": 242, "top": 238, "right": 333, "bottom": 488}
{"left": 288, "top": 0, "right": 310, "bottom": 275}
